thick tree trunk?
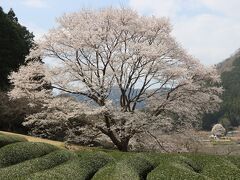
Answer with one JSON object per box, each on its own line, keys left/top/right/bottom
{"left": 98, "top": 112, "right": 131, "bottom": 152}
{"left": 118, "top": 138, "right": 130, "bottom": 152}
{"left": 108, "top": 134, "right": 130, "bottom": 152}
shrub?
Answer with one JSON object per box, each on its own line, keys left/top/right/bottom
{"left": 94, "top": 155, "right": 154, "bottom": 180}
{"left": 0, "top": 142, "right": 58, "bottom": 168}
{"left": 227, "top": 155, "right": 240, "bottom": 168}
{"left": 0, "top": 149, "right": 76, "bottom": 179}
{"left": 147, "top": 161, "right": 207, "bottom": 180}
{"left": 96, "top": 149, "right": 135, "bottom": 161}
{"left": 188, "top": 154, "right": 240, "bottom": 179}
{"left": 0, "top": 134, "right": 27, "bottom": 147}
{"left": 141, "top": 152, "right": 178, "bottom": 167}
{"left": 176, "top": 156, "right": 202, "bottom": 173}
{"left": 92, "top": 162, "right": 116, "bottom": 180}
{"left": 219, "top": 117, "right": 232, "bottom": 131}
{"left": 28, "top": 151, "right": 114, "bottom": 180}
{"left": 146, "top": 155, "right": 207, "bottom": 180}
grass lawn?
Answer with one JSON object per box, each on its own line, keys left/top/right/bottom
{"left": 0, "top": 131, "right": 240, "bottom": 179}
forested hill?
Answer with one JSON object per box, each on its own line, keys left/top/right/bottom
{"left": 202, "top": 50, "right": 240, "bottom": 130}
{"left": 217, "top": 50, "right": 240, "bottom": 73}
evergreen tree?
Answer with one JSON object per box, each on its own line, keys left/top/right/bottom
{"left": 0, "top": 7, "right": 35, "bottom": 133}
{"left": 220, "top": 56, "right": 240, "bottom": 127}
{"left": 0, "top": 7, "right": 34, "bottom": 90}
{"left": 202, "top": 52, "right": 240, "bottom": 130}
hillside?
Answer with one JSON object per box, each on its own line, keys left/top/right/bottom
{"left": 217, "top": 49, "right": 240, "bottom": 73}
{"left": 65, "top": 87, "right": 147, "bottom": 109}
{"left": 203, "top": 50, "right": 240, "bottom": 130}
{"left": 0, "top": 132, "right": 240, "bottom": 179}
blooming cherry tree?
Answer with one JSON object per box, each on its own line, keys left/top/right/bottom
{"left": 8, "top": 61, "right": 51, "bottom": 107}
{"left": 9, "top": 8, "right": 222, "bottom": 151}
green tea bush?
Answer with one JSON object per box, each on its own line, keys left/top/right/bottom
{"left": 147, "top": 162, "right": 207, "bottom": 180}
{"left": 0, "top": 142, "right": 237, "bottom": 180}
{"left": 28, "top": 151, "right": 114, "bottom": 180}
{"left": 176, "top": 155, "right": 202, "bottom": 173}
{"left": 92, "top": 151, "right": 140, "bottom": 180}
{"left": 142, "top": 152, "right": 178, "bottom": 167}
{"left": 0, "top": 149, "right": 76, "bottom": 179}
{"left": 226, "top": 155, "right": 240, "bottom": 168}
{"left": 94, "top": 155, "right": 154, "bottom": 180}
{"left": 0, "top": 142, "right": 58, "bottom": 168}
{"left": 0, "top": 134, "right": 27, "bottom": 147}
{"left": 92, "top": 162, "right": 116, "bottom": 180}
{"left": 147, "top": 155, "right": 207, "bottom": 180}
{"left": 96, "top": 149, "right": 136, "bottom": 160}
{"left": 188, "top": 154, "right": 240, "bottom": 179}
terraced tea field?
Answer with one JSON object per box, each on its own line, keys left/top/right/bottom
{"left": 0, "top": 132, "right": 240, "bottom": 179}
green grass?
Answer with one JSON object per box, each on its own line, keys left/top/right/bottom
{"left": 0, "top": 132, "right": 239, "bottom": 179}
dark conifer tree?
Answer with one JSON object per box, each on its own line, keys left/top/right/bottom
{"left": 0, "top": 7, "right": 34, "bottom": 90}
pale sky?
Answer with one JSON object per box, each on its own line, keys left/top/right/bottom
{"left": 1, "top": 0, "right": 240, "bottom": 65}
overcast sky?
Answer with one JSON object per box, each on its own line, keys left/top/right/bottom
{"left": 1, "top": 0, "right": 240, "bottom": 65}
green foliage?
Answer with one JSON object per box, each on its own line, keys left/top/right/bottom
{"left": 0, "top": 140, "right": 238, "bottom": 179}
{"left": 0, "top": 7, "right": 37, "bottom": 133}
{"left": 147, "top": 162, "right": 207, "bottom": 180}
{"left": 93, "top": 148, "right": 136, "bottom": 160}
{"left": 227, "top": 155, "right": 240, "bottom": 168}
{"left": 0, "top": 149, "right": 76, "bottom": 179}
{"left": 0, "top": 142, "right": 58, "bottom": 167}
{"left": 92, "top": 151, "right": 240, "bottom": 180}
{"left": 92, "top": 162, "right": 116, "bottom": 180}
{"left": 218, "top": 56, "right": 240, "bottom": 128}
{"left": 140, "top": 152, "right": 177, "bottom": 167}
{"left": 0, "top": 134, "right": 27, "bottom": 147}
{"left": 203, "top": 53, "right": 240, "bottom": 130}
{"left": 28, "top": 151, "right": 114, "bottom": 180}
{"left": 146, "top": 155, "right": 205, "bottom": 180}
{"left": 0, "top": 7, "right": 34, "bottom": 89}
{"left": 219, "top": 116, "right": 231, "bottom": 131}
{"left": 93, "top": 155, "right": 153, "bottom": 180}
{"left": 188, "top": 154, "right": 240, "bottom": 179}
